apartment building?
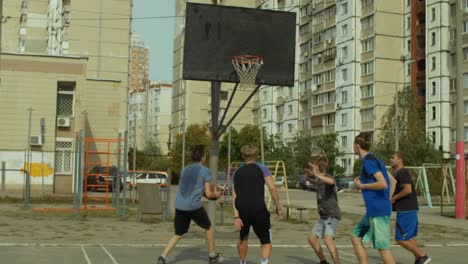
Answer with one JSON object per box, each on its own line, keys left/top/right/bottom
{"left": 171, "top": 0, "right": 256, "bottom": 147}
{"left": 427, "top": 0, "right": 468, "bottom": 157}
{"left": 129, "top": 82, "right": 172, "bottom": 154}
{"left": 130, "top": 32, "right": 150, "bottom": 91}
{"left": 0, "top": 0, "right": 131, "bottom": 193}
{"left": 254, "top": 0, "right": 300, "bottom": 144}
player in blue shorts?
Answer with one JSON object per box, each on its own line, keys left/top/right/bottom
{"left": 390, "top": 151, "right": 431, "bottom": 264}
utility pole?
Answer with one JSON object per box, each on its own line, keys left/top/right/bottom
{"left": 394, "top": 84, "right": 399, "bottom": 152}
{"left": 455, "top": 0, "right": 466, "bottom": 219}
{"left": 133, "top": 113, "right": 136, "bottom": 171}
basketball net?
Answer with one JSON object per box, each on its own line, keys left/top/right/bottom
{"left": 232, "top": 55, "right": 263, "bottom": 89}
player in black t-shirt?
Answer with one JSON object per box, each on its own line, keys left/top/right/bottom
{"left": 390, "top": 151, "right": 431, "bottom": 264}
{"left": 232, "top": 144, "right": 283, "bottom": 264}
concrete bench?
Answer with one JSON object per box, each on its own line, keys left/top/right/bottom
{"left": 284, "top": 204, "right": 310, "bottom": 222}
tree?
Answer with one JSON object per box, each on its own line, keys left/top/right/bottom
{"left": 129, "top": 139, "right": 172, "bottom": 171}
{"left": 170, "top": 124, "right": 211, "bottom": 179}
{"left": 373, "top": 87, "right": 443, "bottom": 165}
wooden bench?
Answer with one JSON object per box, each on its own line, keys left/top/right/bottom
{"left": 284, "top": 204, "right": 310, "bottom": 221}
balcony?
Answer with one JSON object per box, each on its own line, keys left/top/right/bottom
{"left": 300, "top": 90, "right": 310, "bottom": 101}
{"left": 253, "top": 99, "right": 260, "bottom": 109}
{"left": 275, "top": 96, "right": 284, "bottom": 106}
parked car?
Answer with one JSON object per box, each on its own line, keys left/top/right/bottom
{"left": 216, "top": 172, "right": 231, "bottom": 195}
{"left": 126, "top": 171, "right": 168, "bottom": 189}
{"left": 336, "top": 178, "right": 354, "bottom": 191}
{"left": 86, "top": 166, "right": 123, "bottom": 192}
{"left": 299, "top": 175, "right": 316, "bottom": 191}
{"left": 275, "top": 176, "right": 285, "bottom": 186}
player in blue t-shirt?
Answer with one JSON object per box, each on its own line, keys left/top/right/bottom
{"left": 157, "top": 145, "right": 223, "bottom": 264}
{"left": 351, "top": 133, "right": 396, "bottom": 264}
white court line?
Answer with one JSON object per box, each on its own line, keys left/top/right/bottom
{"left": 101, "top": 246, "right": 119, "bottom": 264}
{"left": 0, "top": 242, "right": 467, "bottom": 248}
{"left": 340, "top": 251, "right": 381, "bottom": 264}
{"left": 80, "top": 246, "right": 92, "bottom": 264}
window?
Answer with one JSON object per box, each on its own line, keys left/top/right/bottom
{"left": 341, "top": 136, "right": 348, "bottom": 148}
{"left": 361, "top": 109, "right": 374, "bottom": 122}
{"left": 288, "top": 105, "right": 293, "bottom": 115}
{"left": 341, "top": 159, "right": 348, "bottom": 170}
{"left": 466, "top": 127, "right": 468, "bottom": 141}
{"left": 362, "top": 0, "right": 374, "bottom": 7}
{"left": 361, "top": 84, "right": 374, "bottom": 97}
{"left": 431, "top": 8, "right": 435, "bottom": 21}
{"left": 432, "top": 106, "right": 436, "bottom": 120}
{"left": 406, "top": 16, "right": 411, "bottom": 30}
{"left": 464, "top": 0, "right": 468, "bottom": 9}
{"left": 431, "top": 81, "right": 436, "bottom": 95}
{"left": 407, "top": 40, "right": 411, "bottom": 52}
{"left": 57, "top": 82, "right": 75, "bottom": 117}
{"left": 342, "top": 46, "right": 348, "bottom": 58}
{"left": 407, "top": 0, "right": 411, "bottom": 6}
{"left": 361, "top": 15, "right": 374, "bottom": 30}
{"left": 465, "top": 101, "right": 468, "bottom": 114}
{"left": 450, "top": 78, "right": 457, "bottom": 91}
{"left": 464, "top": 20, "right": 468, "bottom": 34}
{"left": 342, "top": 69, "right": 348, "bottom": 81}
{"left": 55, "top": 139, "right": 73, "bottom": 174}
{"left": 361, "top": 61, "right": 374, "bottom": 75}
{"left": 431, "top": 32, "right": 436, "bottom": 46}
{"left": 263, "top": 91, "right": 268, "bottom": 101}
{"left": 342, "top": 91, "right": 348, "bottom": 103}
{"left": 450, "top": 28, "right": 456, "bottom": 41}
{"left": 288, "top": 124, "right": 293, "bottom": 133}
{"left": 451, "top": 4, "right": 456, "bottom": 17}
{"left": 432, "top": 131, "right": 436, "bottom": 144}
{"left": 341, "top": 113, "right": 348, "bottom": 126}
{"left": 407, "top": 63, "right": 411, "bottom": 76}
{"left": 324, "top": 114, "right": 335, "bottom": 125}
{"left": 451, "top": 130, "right": 456, "bottom": 142}
{"left": 465, "top": 73, "right": 468, "bottom": 88}
{"left": 277, "top": 123, "right": 283, "bottom": 133}
{"left": 311, "top": 116, "right": 322, "bottom": 127}
{"left": 341, "top": 24, "right": 348, "bottom": 37}
{"left": 300, "top": 23, "right": 311, "bottom": 35}
{"left": 220, "top": 91, "right": 228, "bottom": 100}
{"left": 431, "top": 57, "right": 436, "bottom": 71}
{"left": 463, "top": 47, "right": 468, "bottom": 61}
{"left": 341, "top": 2, "right": 348, "bottom": 15}
{"left": 262, "top": 109, "right": 267, "bottom": 119}
{"left": 362, "top": 37, "right": 375, "bottom": 52}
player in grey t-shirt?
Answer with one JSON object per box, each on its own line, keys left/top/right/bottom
{"left": 304, "top": 152, "right": 341, "bottom": 264}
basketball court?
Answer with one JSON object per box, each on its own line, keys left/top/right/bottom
{"left": 1, "top": 242, "right": 467, "bottom": 264}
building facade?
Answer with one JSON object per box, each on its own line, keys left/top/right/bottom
{"left": 130, "top": 32, "right": 150, "bottom": 91}
{"left": 0, "top": 0, "right": 131, "bottom": 193}
{"left": 426, "top": 0, "right": 468, "bottom": 157}
{"left": 171, "top": 0, "right": 256, "bottom": 148}
{"left": 129, "top": 82, "right": 172, "bottom": 154}
{"left": 255, "top": 0, "right": 300, "bottom": 144}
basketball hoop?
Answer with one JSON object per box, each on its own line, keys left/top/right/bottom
{"left": 232, "top": 55, "right": 263, "bottom": 88}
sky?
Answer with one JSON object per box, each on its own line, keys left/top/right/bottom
{"left": 133, "top": 0, "right": 176, "bottom": 83}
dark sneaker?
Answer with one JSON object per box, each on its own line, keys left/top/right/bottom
{"left": 156, "top": 256, "right": 166, "bottom": 264}
{"left": 208, "top": 253, "right": 223, "bottom": 264}
{"left": 416, "top": 255, "right": 431, "bottom": 264}
{"left": 319, "top": 261, "right": 330, "bottom": 264}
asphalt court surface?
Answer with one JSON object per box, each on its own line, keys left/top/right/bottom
{"left": 1, "top": 243, "right": 467, "bottom": 264}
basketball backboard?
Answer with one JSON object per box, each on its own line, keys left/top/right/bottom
{"left": 183, "top": 3, "right": 296, "bottom": 87}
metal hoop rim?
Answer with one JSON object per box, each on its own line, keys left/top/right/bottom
{"left": 231, "top": 54, "right": 263, "bottom": 64}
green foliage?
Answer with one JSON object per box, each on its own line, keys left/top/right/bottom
{"left": 170, "top": 124, "right": 211, "bottom": 177}
{"left": 373, "top": 87, "right": 443, "bottom": 165}
{"left": 129, "top": 139, "right": 171, "bottom": 171}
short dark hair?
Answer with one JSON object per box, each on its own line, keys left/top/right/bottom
{"left": 309, "top": 152, "right": 329, "bottom": 173}
{"left": 354, "top": 132, "right": 372, "bottom": 151}
{"left": 394, "top": 151, "right": 405, "bottom": 164}
{"left": 191, "top": 145, "right": 206, "bottom": 162}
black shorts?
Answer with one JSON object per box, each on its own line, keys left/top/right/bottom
{"left": 239, "top": 208, "right": 271, "bottom": 245}
{"left": 174, "top": 207, "right": 211, "bottom": 236}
